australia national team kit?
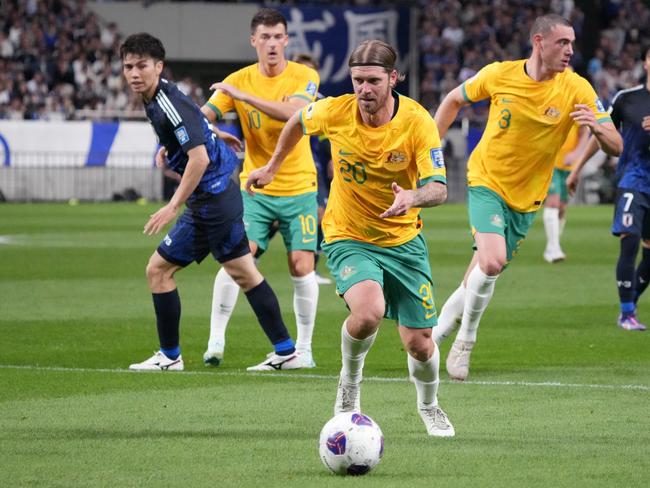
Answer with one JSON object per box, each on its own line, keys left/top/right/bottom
{"left": 609, "top": 85, "right": 650, "bottom": 237}
{"left": 144, "top": 78, "right": 249, "bottom": 265}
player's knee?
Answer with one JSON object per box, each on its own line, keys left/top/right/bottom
{"left": 288, "top": 253, "right": 315, "bottom": 276}
{"left": 480, "top": 258, "right": 505, "bottom": 276}
{"left": 353, "top": 304, "right": 384, "bottom": 331}
{"left": 402, "top": 331, "right": 433, "bottom": 361}
{"left": 145, "top": 260, "right": 166, "bottom": 288}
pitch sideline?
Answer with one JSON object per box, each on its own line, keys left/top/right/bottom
{"left": 1, "top": 363, "right": 648, "bottom": 392}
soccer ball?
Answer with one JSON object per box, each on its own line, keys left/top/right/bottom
{"left": 318, "top": 412, "right": 384, "bottom": 476}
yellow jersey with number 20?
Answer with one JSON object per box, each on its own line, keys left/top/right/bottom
{"left": 300, "top": 93, "right": 447, "bottom": 247}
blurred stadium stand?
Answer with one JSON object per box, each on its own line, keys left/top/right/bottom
{"left": 0, "top": 0, "right": 648, "bottom": 202}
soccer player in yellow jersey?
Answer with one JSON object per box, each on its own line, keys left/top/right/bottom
{"left": 431, "top": 14, "right": 623, "bottom": 380}
{"left": 246, "top": 40, "right": 454, "bottom": 437}
{"left": 542, "top": 123, "right": 589, "bottom": 263}
{"left": 199, "top": 9, "right": 321, "bottom": 370}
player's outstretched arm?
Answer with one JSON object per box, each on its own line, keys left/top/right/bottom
{"left": 434, "top": 86, "right": 469, "bottom": 139}
{"left": 144, "top": 145, "right": 209, "bottom": 235}
{"left": 379, "top": 182, "right": 447, "bottom": 218}
{"left": 570, "top": 104, "right": 622, "bottom": 156}
{"left": 245, "top": 111, "right": 304, "bottom": 194}
{"left": 211, "top": 82, "right": 308, "bottom": 122}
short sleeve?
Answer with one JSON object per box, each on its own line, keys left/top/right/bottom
{"left": 574, "top": 76, "right": 613, "bottom": 125}
{"left": 163, "top": 93, "right": 207, "bottom": 153}
{"left": 288, "top": 67, "right": 321, "bottom": 103}
{"left": 413, "top": 111, "right": 446, "bottom": 186}
{"left": 300, "top": 97, "right": 331, "bottom": 136}
{"left": 461, "top": 62, "right": 500, "bottom": 103}
{"left": 205, "top": 73, "right": 237, "bottom": 120}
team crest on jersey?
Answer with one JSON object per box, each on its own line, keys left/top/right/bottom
{"left": 386, "top": 152, "right": 407, "bottom": 164}
{"left": 430, "top": 148, "right": 445, "bottom": 169}
{"left": 543, "top": 107, "right": 561, "bottom": 118}
{"left": 174, "top": 126, "right": 189, "bottom": 145}
{"left": 340, "top": 265, "right": 357, "bottom": 281}
{"left": 490, "top": 214, "right": 504, "bottom": 228}
{"left": 305, "top": 81, "right": 317, "bottom": 97}
{"left": 595, "top": 97, "right": 606, "bottom": 113}
{"left": 305, "top": 102, "right": 315, "bottom": 120}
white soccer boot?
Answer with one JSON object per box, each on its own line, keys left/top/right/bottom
{"left": 446, "top": 340, "right": 475, "bottom": 380}
{"left": 246, "top": 351, "right": 302, "bottom": 371}
{"left": 129, "top": 351, "right": 184, "bottom": 371}
{"left": 418, "top": 404, "right": 455, "bottom": 437}
{"left": 334, "top": 377, "right": 361, "bottom": 415}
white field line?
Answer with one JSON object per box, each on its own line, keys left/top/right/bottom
{"left": 1, "top": 364, "right": 648, "bottom": 392}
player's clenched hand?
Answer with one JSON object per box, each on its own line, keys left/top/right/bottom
{"left": 144, "top": 203, "right": 178, "bottom": 235}
{"left": 380, "top": 182, "right": 414, "bottom": 218}
{"left": 219, "top": 130, "right": 243, "bottom": 152}
{"left": 210, "top": 82, "right": 246, "bottom": 102}
{"left": 245, "top": 166, "right": 275, "bottom": 195}
{"left": 570, "top": 104, "right": 597, "bottom": 130}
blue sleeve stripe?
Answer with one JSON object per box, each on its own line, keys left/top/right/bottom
{"left": 597, "top": 117, "right": 613, "bottom": 124}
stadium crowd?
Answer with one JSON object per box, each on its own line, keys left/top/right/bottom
{"left": 1, "top": 0, "right": 649, "bottom": 120}
{"left": 0, "top": 0, "right": 204, "bottom": 120}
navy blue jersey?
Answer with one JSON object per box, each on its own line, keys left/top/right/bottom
{"left": 145, "top": 79, "right": 238, "bottom": 199}
{"left": 610, "top": 85, "right": 650, "bottom": 193}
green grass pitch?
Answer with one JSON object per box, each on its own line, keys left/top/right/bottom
{"left": 0, "top": 202, "right": 648, "bottom": 487}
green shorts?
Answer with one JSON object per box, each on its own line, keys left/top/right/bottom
{"left": 468, "top": 186, "right": 537, "bottom": 263}
{"left": 548, "top": 168, "right": 570, "bottom": 203}
{"left": 242, "top": 191, "right": 318, "bottom": 254}
{"left": 321, "top": 234, "right": 438, "bottom": 328}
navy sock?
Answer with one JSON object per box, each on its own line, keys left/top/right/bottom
{"left": 245, "top": 280, "right": 295, "bottom": 354}
{"left": 617, "top": 236, "right": 639, "bottom": 311}
{"left": 152, "top": 289, "right": 181, "bottom": 358}
{"left": 635, "top": 247, "right": 650, "bottom": 303}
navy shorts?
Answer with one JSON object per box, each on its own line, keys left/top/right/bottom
{"left": 611, "top": 188, "right": 650, "bottom": 238}
{"left": 157, "top": 180, "right": 251, "bottom": 267}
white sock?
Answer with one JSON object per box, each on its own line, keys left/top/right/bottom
{"left": 456, "top": 266, "right": 498, "bottom": 343}
{"left": 431, "top": 283, "right": 465, "bottom": 344}
{"left": 543, "top": 207, "right": 561, "bottom": 253}
{"left": 559, "top": 216, "right": 566, "bottom": 237}
{"left": 207, "top": 267, "right": 240, "bottom": 351}
{"left": 340, "top": 320, "right": 377, "bottom": 384}
{"left": 407, "top": 346, "right": 440, "bottom": 408}
{"left": 292, "top": 271, "right": 319, "bottom": 354}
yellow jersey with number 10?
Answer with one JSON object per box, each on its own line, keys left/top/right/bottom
{"left": 462, "top": 60, "right": 611, "bottom": 212}
{"left": 300, "top": 93, "right": 447, "bottom": 247}
{"left": 206, "top": 61, "right": 320, "bottom": 196}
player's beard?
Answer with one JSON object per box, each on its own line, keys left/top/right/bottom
{"left": 358, "top": 85, "right": 391, "bottom": 116}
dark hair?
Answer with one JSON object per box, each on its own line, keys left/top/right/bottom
{"left": 348, "top": 40, "right": 405, "bottom": 82}
{"left": 251, "top": 8, "right": 287, "bottom": 34}
{"left": 293, "top": 53, "right": 319, "bottom": 70}
{"left": 530, "top": 14, "right": 572, "bottom": 40}
{"left": 120, "top": 33, "right": 166, "bottom": 61}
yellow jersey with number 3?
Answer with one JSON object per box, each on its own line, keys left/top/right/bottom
{"left": 462, "top": 60, "right": 611, "bottom": 212}
{"left": 300, "top": 93, "right": 447, "bottom": 247}
{"left": 205, "top": 61, "right": 320, "bottom": 196}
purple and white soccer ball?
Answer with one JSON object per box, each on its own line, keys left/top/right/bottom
{"left": 318, "top": 412, "right": 384, "bottom": 476}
